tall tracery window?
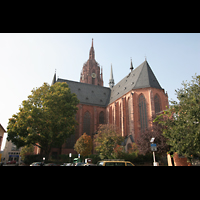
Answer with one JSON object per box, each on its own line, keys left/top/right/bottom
{"left": 154, "top": 94, "right": 161, "bottom": 114}
{"left": 83, "top": 111, "right": 91, "bottom": 135}
{"left": 99, "top": 111, "right": 105, "bottom": 124}
{"left": 138, "top": 94, "right": 148, "bottom": 131}
{"left": 128, "top": 97, "right": 132, "bottom": 134}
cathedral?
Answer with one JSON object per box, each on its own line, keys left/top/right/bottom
{"left": 50, "top": 39, "right": 169, "bottom": 156}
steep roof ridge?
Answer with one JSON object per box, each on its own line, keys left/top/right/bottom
{"left": 133, "top": 61, "right": 148, "bottom": 89}
{"left": 134, "top": 60, "right": 162, "bottom": 89}
{"left": 108, "top": 60, "right": 162, "bottom": 105}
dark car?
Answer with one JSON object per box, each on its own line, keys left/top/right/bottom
{"left": 6, "top": 160, "right": 16, "bottom": 164}
{"left": 44, "top": 163, "right": 60, "bottom": 166}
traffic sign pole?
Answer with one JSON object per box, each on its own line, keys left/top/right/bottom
{"left": 150, "top": 142, "right": 158, "bottom": 166}
{"left": 153, "top": 152, "right": 156, "bottom": 163}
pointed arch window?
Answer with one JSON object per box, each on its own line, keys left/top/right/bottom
{"left": 83, "top": 111, "right": 91, "bottom": 135}
{"left": 154, "top": 94, "right": 161, "bottom": 114}
{"left": 138, "top": 94, "right": 148, "bottom": 131}
{"left": 99, "top": 111, "right": 105, "bottom": 124}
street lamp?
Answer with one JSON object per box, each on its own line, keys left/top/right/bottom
{"left": 69, "top": 153, "right": 72, "bottom": 163}
{"left": 150, "top": 137, "right": 158, "bottom": 166}
{"left": 150, "top": 137, "right": 155, "bottom": 143}
{"left": 42, "top": 157, "right": 45, "bottom": 166}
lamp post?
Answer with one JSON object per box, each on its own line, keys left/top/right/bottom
{"left": 42, "top": 157, "right": 45, "bottom": 166}
{"left": 150, "top": 137, "right": 158, "bottom": 166}
{"left": 69, "top": 153, "right": 72, "bottom": 164}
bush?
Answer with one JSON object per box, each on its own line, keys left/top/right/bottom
{"left": 24, "top": 154, "right": 42, "bottom": 165}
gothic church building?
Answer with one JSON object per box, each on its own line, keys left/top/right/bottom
{"left": 51, "top": 39, "right": 169, "bottom": 155}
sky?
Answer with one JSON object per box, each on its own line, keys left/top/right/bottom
{"left": 0, "top": 33, "right": 200, "bottom": 151}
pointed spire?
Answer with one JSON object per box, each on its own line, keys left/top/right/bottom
{"left": 89, "top": 38, "right": 95, "bottom": 60}
{"left": 100, "top": 66, "right": 103, "bottom": 80}
{"left": 130, "top": 58, "right": 134, "bottom": 71}
{"left": 144, "top": 54, "right": 147, "bottom": 61}
{"left": 51, "top": 70, "right": 56, "bottom": 85}
{"left": 110, "top": 64, "right": 113, "bottom": 79}
{"left": 109, "top": 64, "right": 115, "bottom": 88}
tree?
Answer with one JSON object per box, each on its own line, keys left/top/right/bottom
{"left": 137, "top": 116, "right": 170, "bottom": 156}
{"left": 155, "top": 75, "right": 200, "bottom": 162}
{"left": 94, "top": 124, "right": 124, "bottom": 160}
{"left": 74, "top": 133, "right": 93, "bottom": 157}
{"left": 20, "top": 145, "right": 34, "bottom": 161}
{"left": 7, "top": 82, "right": 79, "bottom": 161}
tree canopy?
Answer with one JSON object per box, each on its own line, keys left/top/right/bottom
{"left": 94, "top": 124, "right": 124, "bottom": 160}
{"left": 155, "top": 75, "right": 200, "bottom": 162}
{"left": 7, "top": 82, "right": 79, "bottom": 160}
{"left": 74, "top": 133, "right": 93, "bottom": 157}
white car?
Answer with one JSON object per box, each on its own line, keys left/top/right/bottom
{"left": 30, "top": 162, "right": 43, "bottom": 166}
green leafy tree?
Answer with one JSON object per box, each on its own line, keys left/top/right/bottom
{"left": 74, "top": 133, "right": 93, "bottom": 157}
{"left": 94, "top": 124, "right": 124, "bottom": 160}
{"left": 155, "top": 75, "right": 200, "bottom": 162}
{"left": 7, "top": 82, "right": 79, "bottom": 161}
{"left": 20, "top": 145, "right": 34, "bottom": 161}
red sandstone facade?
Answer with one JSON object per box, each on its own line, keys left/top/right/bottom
{"left": 107, "top": 87, "right": 169, "bottom": 143}
{"left": 47, "top": 39, "right": 169, "bottom": 157}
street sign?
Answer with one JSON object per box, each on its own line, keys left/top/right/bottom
{"left": 151, "top": 143, "right": 157, "bottom": 151}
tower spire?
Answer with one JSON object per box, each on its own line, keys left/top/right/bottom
{"left": 109, "top": 64, "right": 115, "bottom": 88}
{"left": 130, "top": 57, "right": 134, "bottom": 71}
{"left": 51, "top": 70, "right": 56, "bottom": 85}
{"left": 89, "top": 38, "right": 95, "bottom": 60}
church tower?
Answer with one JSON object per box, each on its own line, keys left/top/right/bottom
{"left": 80, "top": 39, "right": 104, "bottom": 86}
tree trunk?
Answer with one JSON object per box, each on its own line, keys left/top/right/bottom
{"left": 44, "top": 146, "right": 52, "bottom": 162}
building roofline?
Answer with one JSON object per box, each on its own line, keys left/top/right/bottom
{"left": 0, "top": 124, "right": 6, "bottom": 133}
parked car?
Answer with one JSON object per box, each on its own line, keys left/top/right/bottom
{"left": 75, "top": 162, "right": 85, "bottom": 166}
{"left": 30, "top": 162, "right": 43, "bottom": 166}
{"left": 61, "top": 163, "right": 72, "bottom": 166}
{"left": 97, "top": 160, "right": 134, "bottom": 166}
{"left": 84, "top": 163, "right": 96, "bottom": 166}
{"left": 44, "top": 163, "right": 60, "bottom": 166}
{"left": 6, "top": 160, "right": 16, "bottom": 164}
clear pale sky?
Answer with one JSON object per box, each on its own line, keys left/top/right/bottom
{"left": 1, "top": 33, "right": 200, "bottom": 150}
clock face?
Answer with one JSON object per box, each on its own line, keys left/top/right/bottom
{"left": 91, "top": 73, "right": 96, "bottom": 78}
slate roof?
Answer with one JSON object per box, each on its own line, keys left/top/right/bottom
{"left": 56, "top": 78, "right": 111, "bottom": 107}
{"left": 54, "top": 60, "right": 162, "bottom": 107}
{"left": 109, "top": 60, "right": 162, "bottom": 104}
